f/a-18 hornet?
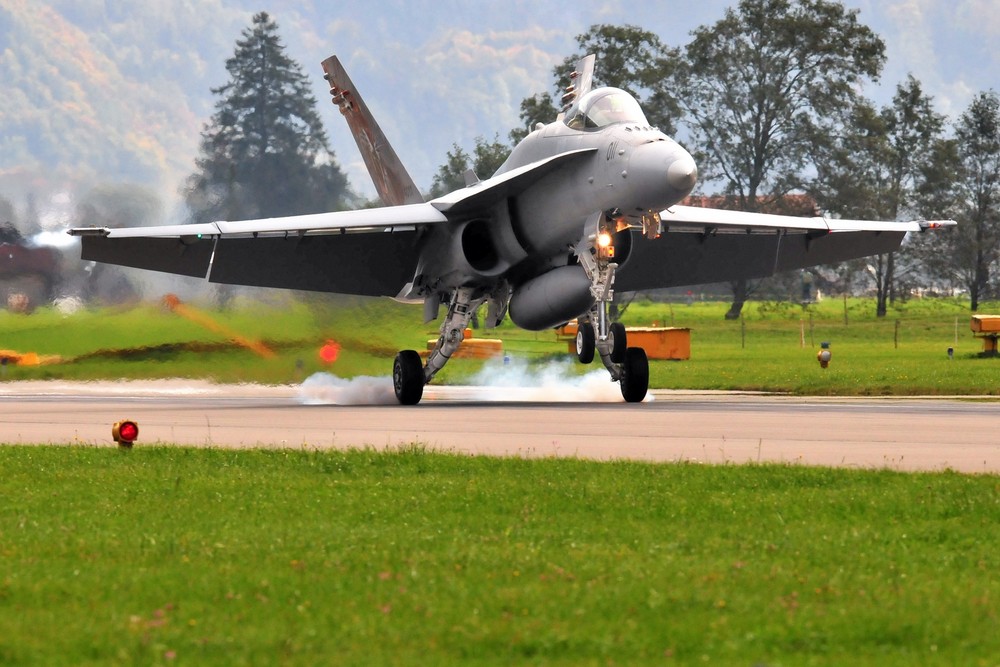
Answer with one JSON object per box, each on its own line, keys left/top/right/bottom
{"left": 71, "top": 54, "right": 954, "bottom": 404}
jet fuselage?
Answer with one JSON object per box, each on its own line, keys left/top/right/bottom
{"left": 416, "top": 87, "right": 697, "bottom": 306}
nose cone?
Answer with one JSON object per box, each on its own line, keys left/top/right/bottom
{"left": 667, "top": 154, "right": 698, "bottom": 194}
{"left": 627, "top": 141, "right": 699, "bottom": 210}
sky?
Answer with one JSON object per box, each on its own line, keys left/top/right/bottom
{"left": 1, "top": 0, "right": 998, "bottom": 223}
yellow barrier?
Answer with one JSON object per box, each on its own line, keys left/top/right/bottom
{"left": 971, "top": 315, "right": 1000, "bottom": 356}
{"left": 625, "top": 327, "right": 691, "bottom": 360}
{"left": 0, "top": 350, "right": 63, "bottom": 366}
{"left": 555, "top": 323, "right": 691, "bottom": 360}
{"left": 425, "top": 337, "right": 504, "bottom": 359}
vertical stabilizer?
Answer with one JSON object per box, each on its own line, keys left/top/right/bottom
{"left": 321, "top": 56, "right": 424, "bottom": 206}
{"left": 574, "top": 54, "right": 596, "bottom": 98}
{"left": 560, "top": 54, "right": 596, "bottom": 110}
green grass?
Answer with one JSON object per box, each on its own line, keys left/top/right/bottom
{"left": 1, "top": 446, "right": 998, "bottom": 665}
{"left": 2, "top": 295, "right": 999, "bottom": 394}
{"left": 631, "top": 298, "right": 1000, "bottom": 395}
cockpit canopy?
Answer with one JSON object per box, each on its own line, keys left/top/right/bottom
{"left": 564, "top": 88, "right": 648, "bottom": 130}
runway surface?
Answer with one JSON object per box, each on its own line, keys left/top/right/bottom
{"left": 2, "top": 380, "right": 999, "bottom": 473}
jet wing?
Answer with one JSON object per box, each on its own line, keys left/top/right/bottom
{"left": 69, "top": 204, "right": 447, "bottom": 297}
{"left": 616, "top": 204, "right": 956, "bottom": 291}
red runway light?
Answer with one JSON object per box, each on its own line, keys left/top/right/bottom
{"left": 112, "top": 420, "right": 139, "bottom": 447}
{"left": 319, "top": 339, "right": 341, "bottom": 364}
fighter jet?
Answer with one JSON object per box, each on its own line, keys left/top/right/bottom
{"left": 70, "top": 54, "right": 954, "bottom": 405}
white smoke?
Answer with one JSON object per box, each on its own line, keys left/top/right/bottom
{"left": 297, "top": 371, "right": 397, "bottom": 405}
{"left": 296, "top": 357, "right": 653, "bottom": 405}
{"left": 463, "top": 355, "right": 653, "bottom": 403}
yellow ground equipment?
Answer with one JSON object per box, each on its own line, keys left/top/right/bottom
{"left": 971, "top": 315, "right": 1000, "bottom": 356}
{"left": 556, "top": 322, "right": 691, "bottom": 360}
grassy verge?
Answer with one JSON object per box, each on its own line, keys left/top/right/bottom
{"left": 1, "top": 446, "right": 997, "bottom": 665}
{"left": 2, "top": 295, "right": 998, "bottom": 394}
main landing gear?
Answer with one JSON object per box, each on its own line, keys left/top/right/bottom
{"left": 574, "top": 213, "right": 649, "bottom": 403}
{"left": 392, "top": 286, "right": 495, "bottom": 405}
{"left": 577, "top": 311, "right": 649, "bottom": 403}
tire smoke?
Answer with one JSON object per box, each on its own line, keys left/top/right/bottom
{"left": 466, "top": 355, "right": 652, "bottom": 403}
{"left": 297, "top": 372, "right": 396, "bottom": 405}
{"left": 296, "top": 356, "right": 652, "bottom": 405}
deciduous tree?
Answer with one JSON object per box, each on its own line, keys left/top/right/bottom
{"left": 914, "top": 92, "right": 1000, "bottom": 310}
{"left": 429, "top": 135, "right": 511, "bottom": 198}
{"left": 813, "top": 76, "right": 945, "bottom": 314}
{"left": 674, "top": 0, "right": 885, "bottom": 318}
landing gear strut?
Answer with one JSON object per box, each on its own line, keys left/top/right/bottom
{"left": 574, "top": 212, "right": 649, "bottom": 403}
{"left": 392, "top": 287, "right": 486, "bottom": 405}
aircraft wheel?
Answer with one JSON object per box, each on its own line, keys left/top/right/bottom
{"left": 576, "top": 322, "right": 595, "bottom": 364}
{"left": 620, "top": 347, "right": 649, "bottom": 403}
{"left": 393, "top": 350, "right": 424, "bottom": 405}
{"left": 609, "top": 322, "right": 627, "bottom": 363}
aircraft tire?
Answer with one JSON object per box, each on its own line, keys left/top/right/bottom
{"left": 620, "top": 347, "right": 649, "bottom": 403}
{"left": 393, "top": 350, "right": 424, "bottom": 405}
{"left": 609, "top": 322, "right": 627, "bottom": 363}
{"left": 576, "top": 322, "right": 595, "bottom": 364}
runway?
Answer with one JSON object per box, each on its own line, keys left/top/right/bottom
{"left": 2, "top": 380, "right": 999, "bottom": 473}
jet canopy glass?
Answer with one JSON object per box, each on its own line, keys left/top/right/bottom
{"left": 564, "top": 88, "right": 648, "bottom": 130}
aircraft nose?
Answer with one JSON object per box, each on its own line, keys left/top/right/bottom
{"left": 626, "top": 141, "right": 699, "bottom": 209}
{"left": 667, "top": 154, "right": 698, "bottom": 194}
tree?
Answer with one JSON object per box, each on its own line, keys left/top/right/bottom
{"left": 429, "top": 144, "right": 471, "bottom": 199}
{"left": 674, "top": 0, "right": 885, "bottom": 318}
{"left": 472, "top": 134, "right": 512, "bottom": 181}
{"left": 185, "top": 12, "right": 352, "bottom": 223}
{"left": 813, "top": 76, "right": 946, "bottom": 315}
{"left": 510, "top": 93, "right": 559, "bottom": 144}
{"left": 915, "top": 92, "right": 1000, "bottom": 310}
{"left": 428, "top": 135, "right": 512, "bottom": 198}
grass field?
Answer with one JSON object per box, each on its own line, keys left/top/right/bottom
{"left": 3, "top": 297, "right": 999, "bottom": 664}
{"left": 2, "top": 446, "right": 998, "bottom": 666}
{"left": 1, "top": 294, "right": 998, "bottom": 394}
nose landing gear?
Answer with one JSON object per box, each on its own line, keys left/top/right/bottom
{"left": 574, "top": 213, "right": 649, "bottom": 403}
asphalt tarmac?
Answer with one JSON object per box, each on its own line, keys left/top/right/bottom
{"left": 2, "top": 380, "right": 998, "bottom": 473}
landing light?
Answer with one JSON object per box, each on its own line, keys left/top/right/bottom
{"left": 597, "top": 231, "right": 613, "bottom": 248}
